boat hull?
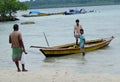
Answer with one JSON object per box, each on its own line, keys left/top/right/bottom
{"left": 40, "top": 36, "right": 114, "bottom": 57}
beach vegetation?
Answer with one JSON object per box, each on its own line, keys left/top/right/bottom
{"left": 0, "top": 0, "right": 29, "bottom": 21}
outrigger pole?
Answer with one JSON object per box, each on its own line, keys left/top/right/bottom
{"left": 43, "top": 32, "right": 49, "bottom": 47}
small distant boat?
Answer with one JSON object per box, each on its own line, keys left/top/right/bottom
{"left": 31, "top": 36, "right": 114, "bottom": 57}
{"left": 64, "top": 8, "right": 87, "bottom": 15}
{"left": 22, "top": 11, "right": 64, "bottom": 17}
{"left": 22, "top": 11, "right": 49, "bottom": 17}
{"left": 21, "top": 21, "right": 35, "bottom": 25}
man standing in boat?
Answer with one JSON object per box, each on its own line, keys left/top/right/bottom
{"left": 9, "top": 24, "right": 28, "bottom": 72}
{"left": 74, "top": 19, "right": 83, "bottom": 45}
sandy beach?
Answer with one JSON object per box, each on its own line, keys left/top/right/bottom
{"left": 0, "top": 69, "right": 120, "bottom": 82}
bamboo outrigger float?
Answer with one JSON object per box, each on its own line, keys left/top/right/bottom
{"left": 31, "top": 36, "right": 114, "bottom": 57}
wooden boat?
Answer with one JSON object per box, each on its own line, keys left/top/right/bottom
{"left": 31, "top": 36, "right": 114, "bottom": 57}
{"left": 22, "top": 13, "right": 50, "bottom": 17}
{"left": 64, "top": 8, "right": 87, "bottom": 15}
{"left": 22, "top": 12, "right": 64, "bottom": 17}
{"left": 21, "top": 21, "right": 35, "bottom": 25}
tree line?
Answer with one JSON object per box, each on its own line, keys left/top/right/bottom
{"left": 0, "top": 0, "right": 29, "bottom": 21}
{"left": 24, "top": 0, "right": 120, "bottom": 9}
{"left": 0, "top": 0, "right": 119, "bottom": 21}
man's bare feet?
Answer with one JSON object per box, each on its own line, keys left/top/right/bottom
{"left": 17, "top": 69, "right": 21, "bottom": 72}
{"left": 22, "top": 69, "right": 28, "bottom": 72}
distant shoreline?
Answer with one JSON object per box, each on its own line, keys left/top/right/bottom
{"left": 0, "top": 17, "right": 19, "bottom": 22}
{"left": 33, "top": 4, "right": 119, "bottom": 9}
{"left": 25, "top": 1, "right": 120, "bottom": 9}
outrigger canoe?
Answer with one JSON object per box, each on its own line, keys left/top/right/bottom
{"left": 31, "top": 36, "right": 114, "bottom": 57}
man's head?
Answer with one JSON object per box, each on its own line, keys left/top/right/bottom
{"left": 76, "top": 19, "right": 79, "bottom": 26}
{"left": 13, "top": 24, "right": 19, "bottom": 31}
{"left": 76, "top": 19, "right": 79, "bottom": 23}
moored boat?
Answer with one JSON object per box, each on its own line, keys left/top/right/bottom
{"left": 64, "top": 8, "right": 87, "bottom": 15}
{"left": 31, "top": 36, "right": 114, "bottom": 57}
{"left": 22, "top": 11, "right": 64, "bottom": 17}
{"left": 21, "top": 21, "right": 35, "bottom": 25}
{"left": 22, "top": 13, "right": 49, "bottom": 17}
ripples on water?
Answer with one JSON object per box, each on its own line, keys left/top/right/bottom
{"left": 0, "top": 5, "right": 120, "bottom": 73}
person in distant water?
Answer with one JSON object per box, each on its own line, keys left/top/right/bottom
{"left": 79, "top": 29, "right": 85, "bottom": 56}
{"left": 9, "top": 24, "right": 28, "bottom": 72}
{"left": 74, "top": 19, "right": 83, "bottom": 45}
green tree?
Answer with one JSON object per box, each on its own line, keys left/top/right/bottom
{"left": 0, "top": 0, "right": 29, "bottom": 21}
{"left": 0, "top": 0, "right": 7, "bottom": 21}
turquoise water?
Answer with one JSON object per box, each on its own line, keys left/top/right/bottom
{"left": 0, "top": 5, "right": 120, "bottom": 73}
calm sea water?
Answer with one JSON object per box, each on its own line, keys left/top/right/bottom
{"left": 0, "top": 5, "right": 120, "bottom": 74}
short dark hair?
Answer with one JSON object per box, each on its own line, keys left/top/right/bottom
{"left": 76, "top": 19, "right": 79, "bottom": 22}
{"left": 80, "top": 29, "right": 84, "bottom": 32}
{"left": 13, "top": 24, "right": 19, "bottom": 31}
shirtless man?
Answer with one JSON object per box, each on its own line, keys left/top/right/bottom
{"left": 74, "top": 19, "right": 83, "bottom": 45}
{"left": 9, "top": 24, "right": 27, "bottom": 72}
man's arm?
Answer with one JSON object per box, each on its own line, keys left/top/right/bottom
{"left": 74, "top": 26, "right": 76, "bottom": 34}
{"left": 9, "top": 35, "right": 11, "bottom": 44}
{"left": 18, "top": 33, "right": 27, "bottom": 54}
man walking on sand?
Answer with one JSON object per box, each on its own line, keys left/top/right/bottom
{"left": 9, "top": 24, "right": 28, "bottom": 72}
{"left": 74, "top": 19, "right": 83, "bottom": 45}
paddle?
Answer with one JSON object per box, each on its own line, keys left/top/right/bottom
{"left": 30, "top": 32, "right": 50, "bottom": 49}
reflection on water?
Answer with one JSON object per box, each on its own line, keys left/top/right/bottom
{"left": 44, "top": 57, "right": 57, "bottom": 63}
{"left": 43, "top": 54, "right": 87, "bottom": 67}
{"left": 42, "top": 54, "right": 87, "bottom": 72}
